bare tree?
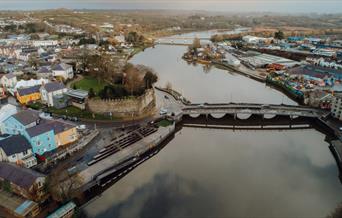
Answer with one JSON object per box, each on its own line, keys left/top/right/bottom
{"left": 192, "top": 37, "right": 201, "bottom": 49}
{"left": 124, "top": 66, "right": 144, "bottom": 96}
{"left": 165, "top": 81, "right": 172, "bottom": 90}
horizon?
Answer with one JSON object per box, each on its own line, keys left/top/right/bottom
{"left": 1, "top": 0, "right": 342, "bottom": 13}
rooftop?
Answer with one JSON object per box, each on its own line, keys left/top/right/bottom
{"left": 0, "top": 135, "right": 31, "bottom": 156}
{"left": 66, "top": 89, "right": 88, "bottom": 99}
{"left": 12, "top": 110, "right": 40, "bottom": 126}
{"left": 17, "top": 85, "right": 40, "bottom": 96}
{"left": 52, "top": 63, "right": 72, "bottom": 71}
{"left": 42, "top": 82, "right": 65, "bottom": 93}
{"left": 26, "top": 120, "right": 53, "bottom": 137}
{"left": 0, "top": 162, "right": 45, "bottom": 189}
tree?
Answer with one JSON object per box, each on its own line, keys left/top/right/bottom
{"left": 124, "top": 67, "right": 144, "bottom": 96}
{"left": 28, "top": 54, "right": 39, "bottom": 69}
{"left": 49, "top": 173, "right": 84, "bottom": 203}
{"left": 30, "top": 33, "right": 40, "bottom": 40}
{"left": 192, "top": 37, "right": 201, "bottom": 49}
{"left": 274, "top": 30, "right": 285, "bottom": 40}
{"left": 166, "top": 81, "right": 172, "bottom": 90}
{"left": 143, "top": 71, "right": 158, "bottom": 89}
{"left": 88, "top": 88, "right": 95, "bottom": 98}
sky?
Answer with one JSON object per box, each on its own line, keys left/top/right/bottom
{"left": 1, "top": 0, "right": 342, "bottom": 13}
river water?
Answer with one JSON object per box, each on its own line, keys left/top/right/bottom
{"left": 83, "top": 32, "right": 342, "bottom": 218}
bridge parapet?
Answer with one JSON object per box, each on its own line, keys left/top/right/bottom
{"left": 181, "top": 103, "right": 327, "bottom": 118}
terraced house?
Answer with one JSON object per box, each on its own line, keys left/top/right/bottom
{"left": 0, "top": 135, "right": 37, "bottom": 168}
{"left": 40, "top": 82, "right": 67, "bottom": 107}
{"left": 1, "top": 110, "right": 40, "bottom": 136}
{"left": 16, "top": 85, "right": 41, "bottom": 104}
{"left": 1, "top": 110, "right": 79, "bottom": 156}
{"left": 25, "top": 122, "right": 57, "bottom": 155}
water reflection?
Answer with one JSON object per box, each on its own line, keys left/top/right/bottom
{"left": 84, "top": 128, "right": 342, "bottom": 218}
{"left": 131, "top": 45, "right": 296, "bottom": 105}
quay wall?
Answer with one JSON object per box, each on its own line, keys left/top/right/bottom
{"left": 212, "top": 61, "right": 266, "bottom": 82}
{"left": 87, "top": 89, "right": 155, "bottom": 117}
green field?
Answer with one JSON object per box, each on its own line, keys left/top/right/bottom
{"left": 72, "top": 76, "right": 107, "bottom": 95}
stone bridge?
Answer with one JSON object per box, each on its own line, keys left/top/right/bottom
{"left": 178, "top": 103, "right": 329, "bottom": 128}
{"left": 182, "top": 103, "right": 326, "bottom": 118}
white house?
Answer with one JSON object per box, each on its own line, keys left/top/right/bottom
{"left": 0, "top": 73, "right": 17, "bottom": 92}
{"left": 0, "top": 135, "right": 37, "bottom": 168}
{"left": 32, "top": 40, "right": 58, "bottom": 47}
{"left": 242, "top": 35, "right": 273, "bottom": 44}
{"left": 40, "top": 82, "right": 67, "bottom": 107}
{"left": 52, "top": 63, "right": 74, "bottom": 80}
{"left": 332, "top": 93, "right": 342, "bottom": 120}
{"left": 14, "top": 78, "right": 48, "bottom": 92}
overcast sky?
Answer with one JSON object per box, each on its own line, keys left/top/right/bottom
{"left": 1, "top": 0, "right": 342, "bottom": 13}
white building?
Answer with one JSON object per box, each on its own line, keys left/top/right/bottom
{"left": 331, "top": 93, "right": 342, "bottom": 120}
{"left": 0, "top": 73, "right": 17, "bottom": 91}
{"left": 114, "top": 35, "right": 125, "bottom": 43}
{"left": 14, "top": 78, "right": 48, "bottom": 92}
{"left": 224, "top": 53, "right": 241, "bottom": 67}
{"left": 32, "top": 40, "right": 58, "bottom": 47}
{"left": 0, "top": 135, "right": 37, "bottom": 168}
{"left": 40, "top": 82, "right": 67, "bottom": 107}
{"left": 0, "top": 104, "right": 17, "bottom": 125}
{"left": 52, "top": 63, "right": 74, "bottom": 80}
{"left": 242, "top": 35, "right": 273, "bottom": 44}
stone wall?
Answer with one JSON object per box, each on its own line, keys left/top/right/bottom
{"left": 87, "top": 89, "right": 155, "bottom": 117}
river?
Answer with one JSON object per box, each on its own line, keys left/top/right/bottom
{"left": 83, "top": 31, "right": 342, "bottom": 217}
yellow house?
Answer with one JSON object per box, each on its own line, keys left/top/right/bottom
{"left": 16, "top": 85, "right": 41, "bottom": 105}
{"left": 49, "top": 121, "right": 79, "bottom": 147}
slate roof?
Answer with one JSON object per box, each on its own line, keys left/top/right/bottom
{"left": 37, "top": 66, "right": 51, "bottom": 74}
{"left": 52, "top": 63, "right": 72, "bottom": 71}
{"left": 49, "top": 121, "right": 75, "bottom": 134}
{"left": 0, "top": 162, "right": 45, "bottom": 189}
{"left": 26, "top": 122, "right": 53, "bottom": 138}
{"left": 3, "top": 73, "right": 16, "bottom": 80}
{"left": 12, "top": 110, "right": 40, "bottom": 126}
{"left": 0, "top": 135, "right": 31, "bottom": 156}
{"left": 17, "top": 85, "right": 40, "bottom": 96}
{"left": 26, "top": 120, "right": 74, "bottom": 137}
{"left": 43, "top": 82, "right": 65, "bottom": 93}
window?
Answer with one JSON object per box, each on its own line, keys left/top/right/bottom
{"left": 37, "top": 140, "right": 41, "bottom": 146}
{"left": 23, "top": 150, "right": 28, "bottom": 155}
{"left": 12, "top": 154, "right": 16, "bottom": 158}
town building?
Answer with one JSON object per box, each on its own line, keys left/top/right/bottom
{"left": 331, "top": 93, "right": 342, "bottom": 121}
{"left": 32, "top": 40, "right": 58, "bottom": 47}
{"left": 0, "top": 104, "right": 17, "bottom": 125}
{"left": 0, "top": 162, "right": 46, "bottom": 201}
{"left": 49, "top": 121, "right": 79, "bottom": 147}
{"left": 40, "top": 82, "right": 67, "bottom": 107}
{"left": 1, "top": 110, "right": 40, "bottom": 136}
{"left": 36, "top": 66, "right": 52, "bottom": 78}
{"left": 0, "top": 135, "right": 37, "bottom": 168}
{"left": 65, "top": 89, "right": 89, "bottom": 110}
{"left": 16, "top": 85, "right": 41, "bottom": 104}
{"left": 0, "top": 73, "right": 17, "bottom": 93}
{"left": 25, "top": 122, "right": 57, "bottom": 155}
{"left": 52, "top": 63, "right": 74, "bottom": 80}
{"left": 242, "top": 35, "right": 273, "bottom": 44}
{"left": 15, "top": 78, "right": 48, "bottom": 91}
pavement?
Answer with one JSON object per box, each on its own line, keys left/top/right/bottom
{"left": 155, "top": 88, "right": 184, "bottom": 116}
